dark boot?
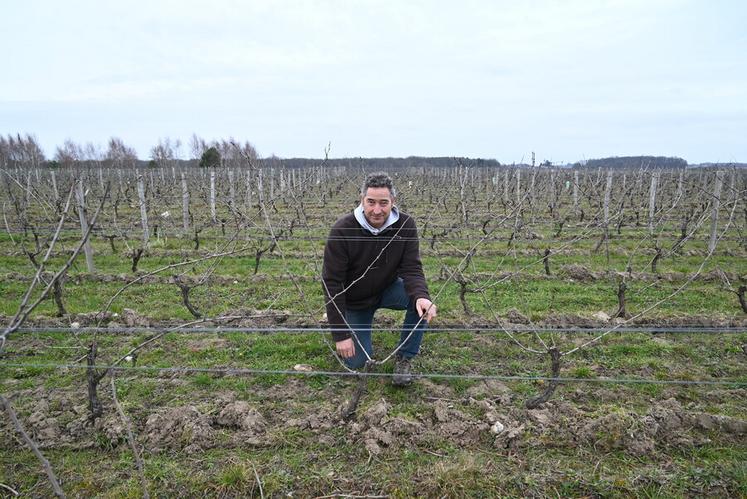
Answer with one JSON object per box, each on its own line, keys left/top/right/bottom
{"left": 392, "top": 355, "right": 413, "bottom": 386}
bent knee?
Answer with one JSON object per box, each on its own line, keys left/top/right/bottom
{"left": 344, "top": 357, "right": 367, "bottom": 370}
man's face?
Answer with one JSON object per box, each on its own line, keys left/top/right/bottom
{"left": 361, "top": 187, "right": 394, "bottom": 228}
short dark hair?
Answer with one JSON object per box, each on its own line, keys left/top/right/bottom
{"left": 361, "top": 171, "right": 396, "bottom": 197}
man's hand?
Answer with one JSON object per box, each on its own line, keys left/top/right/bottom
{"left": 336, "top": 337, "right": 355, "bottom": 359}
{"left": 416, "top": 298, "right": 437, "bottom": 322}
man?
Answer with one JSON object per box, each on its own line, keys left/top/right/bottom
{"left": 322, "top": 172, "right": 436, "bottom": 386}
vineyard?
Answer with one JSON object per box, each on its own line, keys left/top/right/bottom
{"left": 1, "top": 160, "right": 746, "bottom": 497}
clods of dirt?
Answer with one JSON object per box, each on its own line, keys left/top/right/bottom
{"left": 504, "top": 309, "right": 530, "bottom": 325}
{"left": 418, "top": 379, "right": 455, "bottom": 399}
{"left": 27, "top": 408, "right": 62, "bottom": 447}
{"left": 465, "top": 379, "right": 512, "bottom": 402}
{"left": 578, "top": 410, "right": 657, "bottom": 456}
{"left": 527, "top": 408, "right": 553, "bottom": 426}
{"left": 592, "top": 311, "right": 611, "bottom": 322}
{"left": 349, "top": 400, "right": 428, "bottom": 456}
{"left": 431, "top": 400, "right": 489, "bottom": 446}
{"left": 285, "top": 410, "right": 336, "bottom": 432}
{"left": 363, "top": 427, "right": 395, "bottom": 455}
{"left": 572, "top": 397, "right": 747, "bottom": 456}
{"left": 231, "top": 308, "right": 296, "bottom": 327}
{"left": 560, "top": 264, "right": 598, "bottom": 282}
{"left": 541, "top": 314, "right": 600, "bottom": 328}
{"left": 216, "top": 401, "right": 266, "bottom": 433}
{"left": 186, "top": 337, "right": 228, "bottom": 353}
{"left": 143, "top": 405, "right": 214, "bottom": 453}
{"left": 362, "top": 399, "right": 389, "bottom": 427}
{"left": 70, "top": 311, "right": 116, "bottom": 326}
{"left": 121, "top": 308, "right": 151, "bottom": 327}
{"left": 4, "top": 380, "right": 746, "bottom": 462}
{"left": 693, "top": 412, "right": 747, "bottom": 434}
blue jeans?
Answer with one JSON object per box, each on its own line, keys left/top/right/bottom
{"left": 343, "top": 278, "right": 427, "bottom": 369}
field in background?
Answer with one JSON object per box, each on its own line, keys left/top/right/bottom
{"left": 1, "top": 163, "right": 746, "bottom": 497}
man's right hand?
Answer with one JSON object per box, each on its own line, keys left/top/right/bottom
{"left": 336, "top": 338, "right": 355, "bottom": 359}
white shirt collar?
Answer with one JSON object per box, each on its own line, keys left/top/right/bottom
{"left": 353, "top": 204, "right": 400, "bottom": 235}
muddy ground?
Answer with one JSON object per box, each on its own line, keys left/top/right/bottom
{"left": 3, "top": 376, "right": 746, "bottom": 457}
{"left": 1, "top": 308, "right": 745, "bottom": 496}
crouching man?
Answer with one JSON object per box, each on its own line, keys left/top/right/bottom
{"left": 322, "top": 171, "right": 436, "bottom": 386}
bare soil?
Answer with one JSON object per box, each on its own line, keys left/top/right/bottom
{"left": 3, "top": 377, "right": 745, "bottom": 461}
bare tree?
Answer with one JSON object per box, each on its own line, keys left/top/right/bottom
{"left": 105, "top": 137, "right": 138, "bottom": 168}
{"left": 188, "top": 133, "right": 207, "bottom": 160}
{"left": 1, "top": 133, "right": 46, "bottom": 169}
{"left": 150, "top": 137, "right": 180, "bottom": 169}
{"left": 82, "top": 142, "right": 104, "bottom": 164}
{"left": 54, "top": 139, "right": 82, "bottom": 168}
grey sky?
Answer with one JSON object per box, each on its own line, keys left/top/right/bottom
{"left": 2, "top": 0, "right": 745, "bottom": 163}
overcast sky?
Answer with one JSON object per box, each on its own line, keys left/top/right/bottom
{"left": 2, "top": 0, "right": 745, "bottom": 164}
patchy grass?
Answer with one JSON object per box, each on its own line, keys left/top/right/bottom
{"left": 2, "top": 170, "right": 745, "bottom": 497}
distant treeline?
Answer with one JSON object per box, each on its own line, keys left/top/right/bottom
{"left": 278, "top": 156, "right": 501, "bottom": 170}
{"left": 125, "top": 156, "right": 501, "bottom": 170}
{"left": 575, "top": 156, "right": 688, "bottom": 169}
{"left": 33, "top": 155, "right": 747, "bottom": 170}
{"left": 2, "top": 131, "right": 743, "bottom": 170}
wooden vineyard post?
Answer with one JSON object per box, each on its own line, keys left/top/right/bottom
{"left": 181, "top": 171, "right": 190, "bottom": 231}
{"left": 648, "top": 171, "right": 659, "bottom": 235}
{"left": 515, "top": 169, "right": 521, "bottom": 207}
{"left": 245, "top": 169, "right": 253, "bottom": 209}
{"left": 50, "top": 170, "right": 58, "bottom": 203}
{"left": 257, "top": 168, "right": 264, "bottom": 203}
{"left": 603, "top": 170, "right": 613, "bottom": 263}
{"left": 270, "top": 168, "right": 275, "bottom": 201}
{"left": 25, "top": 172, "right": 31, "bottom": 211}
{"left": 709, "top": 171, "right": 724, "bottom": 253}
{"left": 210, "top": 170, "right": 217, "bottom": 223}
{"left": 75, "top": 180, "right": 95, "bottom": 272}
{"left": 459, "top": 164, "right": 468, "bottom": 224}
{"left": 699, "top": 171, "right": 708, "bottom": 199}
{"left": 729, "top": 170, "right": 736, "bottom": 200}
{"left": 529, "top": 168, "right": 537, "bottom": 224}
{"left": 228, "top": 169, "right": 235, "bottom": 210}
{"left": 603, "top": 170, "right": 612, "bottom": 224}
{"left": 573, "top": 170, "right": 579, "bottom": 212}
{"left": 635, "top": 168, "right": 644, "bottom": 217}
{"left": 137, "top": 174, "right": 149, "bottom": 245}
{"left": 503, "top": 169, "right": 509, "bottom": 206}
{"left": 549, "top": 169, "right": 556, "bottom": 216}
{"left": 674, "top": 169, "right": 684, "bottom": 207}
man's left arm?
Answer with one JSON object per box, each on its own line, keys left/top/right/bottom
{"left": 398, "top": 217, "right": 437, "bottom": 321}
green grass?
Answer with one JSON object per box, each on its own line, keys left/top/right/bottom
{"left": 1, "top": 172, "right": 746, "bottom": 497}
{"left": 1, "top": 275, "right": 743, "bottom": 323}
{"left": 2, "top": 439, "right": 745, "bottom": 497}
